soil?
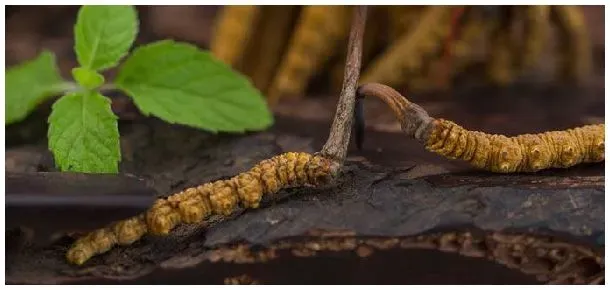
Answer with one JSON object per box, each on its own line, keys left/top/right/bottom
{"left": 5, "top": 5, "right": 605, "bottom": 285}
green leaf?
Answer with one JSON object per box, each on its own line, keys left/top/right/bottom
{"left": 72, "top": 67, "right": 105, "bottom": 90}
{"left": 114, "top": 40, "right": 273, "bottom": 133}
{"left": 5, "top": 51, "right": 65, "bottom": 125}
{"left": 48, "top": 91, "right": 121, "bottom": 173}
{"left": 74, "top": 5, "right": 138, "bottom": 71}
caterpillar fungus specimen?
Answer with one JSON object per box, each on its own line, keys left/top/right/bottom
{"left": 551, "top": 5, "right": 592, "bottom": 82}
{"left": 209, "top": 6, "right": 593, "bottom": 105}
{"left": 360, "top": 6, "right": 455, "bottom": 87}
{"left": 485, "top": 7, "right": 519, "bottom": 86}
{"left": 66, "top": 152, "right": 340, "bottom": 265}
{"left": 518, "top": 6, "right": 552, "bottom": 71}
{"left": 356, "top": 83, "right": 605, "bottom": 173}
{"left": 66, "top": 3, "right": 368, "bottom": 266}
{"left": 209, "top": 5, "right": 259, "bottom": 67}
{"left": 267, "top": 5, "right": 352, "bottom": 104}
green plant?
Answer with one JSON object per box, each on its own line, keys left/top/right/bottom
{"left": 5, "top": 5, "right": 273, "bottom": 173}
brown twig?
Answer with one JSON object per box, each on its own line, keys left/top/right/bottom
{"left": 320, "top": 6, "right": 368, "bottom": 164}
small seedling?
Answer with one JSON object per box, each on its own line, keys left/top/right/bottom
{"left": 5, "top": 5, "right": 273, "bottom": 174}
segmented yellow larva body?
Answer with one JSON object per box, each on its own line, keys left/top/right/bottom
{"left": 210, "top": 6, "right": 260, "bottom": 67}
{"left": 519, "top": 6, "right": 551, "bottom": 71}
{"left": 360, "top": 6, "right": 455, "bottom": 87}
{"left": 358, "top": 83, "right": 604, "bottom": 173}
{"left": 267, "top": 6, "right": 352, "bottom": 104}
{"left": 66, "top": 214, "right": 148, "bottom": 267}
{"left": 426, "top": 119, "right": 605, "bottom": 173}
{"left": 551, "top": 5, "right": 592, "bottom": 83}
{"left": 240, "top": 6, "right": 300, "bottom": 92}
{"left": 66, "top": 152, "right": 339, "bottom": 265}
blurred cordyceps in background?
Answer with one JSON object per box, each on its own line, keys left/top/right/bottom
{"left": 209, "top": 5, "right": 593, "bottom": 106}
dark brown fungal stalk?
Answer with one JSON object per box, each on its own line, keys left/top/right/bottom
{"left": 356, "top": 83, "right": 605, "bottom": 173}
{"left": 66, "top": 6, "right": 370, "bottom": 265}
{"left": 320, "top": 5, "right": 368, "bottom": 164}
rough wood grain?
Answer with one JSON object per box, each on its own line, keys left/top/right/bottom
{"left": 5, "top": 118, "right": 604, "bottom": 285}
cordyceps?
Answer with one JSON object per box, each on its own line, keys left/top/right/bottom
{"left": 551, "top": 5, "right": 592, "bottom": 83}
{"left": 66, "top": 6, "right": 369, "bottom": 266}
{"left": 360, "top": 6, "right": 455, "bottom": 87}
{"left": 267, "top": 5, "right": 352, "bottom": 104}
{"left": 355, "top": 83, "right": 604, "bottom": 173}
{"left": 66, "top": 152, "right": 341, "bottom": 265}
{"left": 208, "top": 6, "right": 593, "bottom": 105}
{"left": 209, "top": 5, "right": 259, "bottom": 68}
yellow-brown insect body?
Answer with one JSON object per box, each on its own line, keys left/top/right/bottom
{"left": 551, "top": 5, "right": 592, "bottom": 83}
{"left": 486, "top": 9, "right": 517, "bottom": 86}
{"left": 426, "top": 119, "right": 605, "bottom": 173}
{"left": 519, "top": 6, "right": 551, "bottom": 71}
{"left": 146, "top": 152, "right": 338, "bottom": 235}
{"left": 360, "top": 6, "right": 454, "bottom": 87}
{"left": 240, "top": 6, "right": 300, "bottom": 92}
{"left": 66, "top": 215, "right": 148, "bottom": 266}
{"left": 210, "top": 6, "right": 260, "bottom": 67}
{"left": 404, "top": 12, "right": 488, "bottom": 93}
{"left": 267, "top": 6, "right": 352, "bottom": 103}
{"left": 66, "top": 152, "right": 338, "bottom": 265}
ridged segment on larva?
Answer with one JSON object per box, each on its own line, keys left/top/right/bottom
{"left": 66, "top": 152, "right": 338, "bottom": 265}
{"left": 145, "top": 152, "right": 335, "bottom": 236}
{"left": 210, "top": 6, "right": 260, "bottom": 66}
{"left": 267, "top": 6, "right": 352, "bottom": 103}
{"left": 425, "top": 119, "right": 605, "bottom": 173}
{"left": 66, "top": 214, "right": 148, "bottom": 266}
{"left": 360, "top": 6, "right": 454, "bottom": 87}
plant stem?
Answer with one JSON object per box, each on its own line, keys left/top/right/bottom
{"left": 56, "top": 82, "right": 118, "bottom": 95}
{"left": 320, "top": 5, "right": 368, "bottom": 164}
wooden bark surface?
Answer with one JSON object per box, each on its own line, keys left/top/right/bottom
{"left": 5, "top": 117, "right": 605, "bottom": 285}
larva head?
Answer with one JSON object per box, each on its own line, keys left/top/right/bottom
{"left": 306, "top": 155, "right": 341, "bottom": 185}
